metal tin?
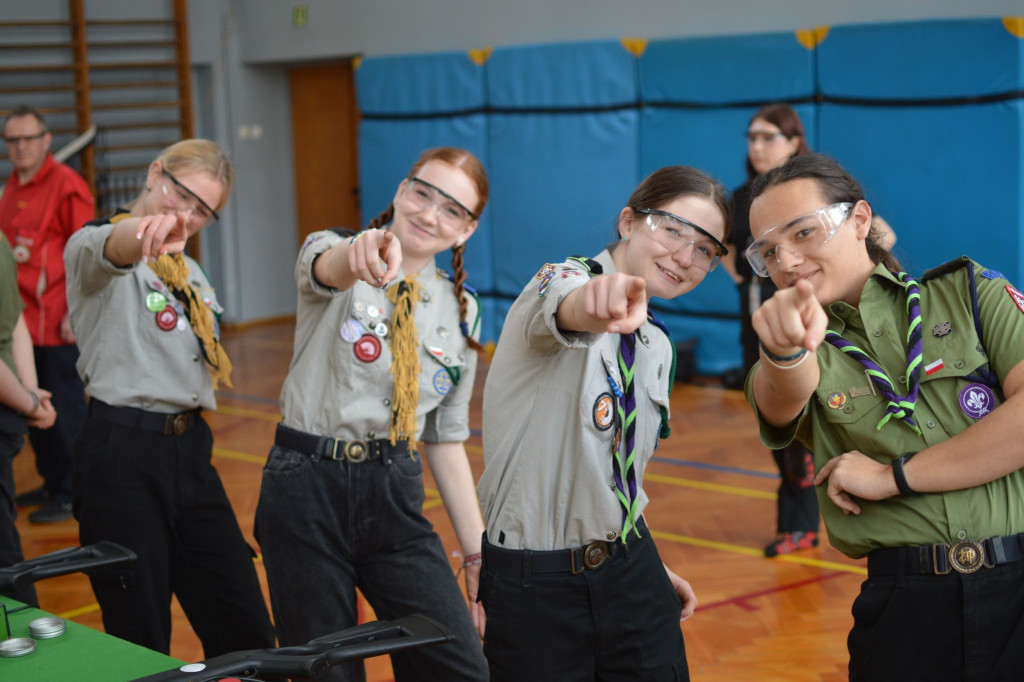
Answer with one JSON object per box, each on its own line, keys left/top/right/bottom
{"left": 0, "top": 638, "right": 36, "bottom": 657}
{"left": 29, "top": 616, "right": 66, "bottom": 639}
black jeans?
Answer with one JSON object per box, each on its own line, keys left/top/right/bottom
{"left": 849, "top": 561, "right": 1024, "bottom": 681}
{"left": 0, "top": 429, "right": 36, "bottom": 606}
{"left": 255, "top": 442, "right": 488, "bottom": 682}
{"left": 72, "top": 414, "right": 274, "bottom": 656}
{"left": 481, "top": 527, "right": 689, "bottom": 681}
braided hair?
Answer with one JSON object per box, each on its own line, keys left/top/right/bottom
{"left": 356, "top": 147, "right": 489, "bottom": 352}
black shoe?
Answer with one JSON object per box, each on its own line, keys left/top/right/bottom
{"left": 28, "top": 500, "right": 73, "bottom": 524}
{"left": 15, "top": 486, "right": 50, "bottom": 508}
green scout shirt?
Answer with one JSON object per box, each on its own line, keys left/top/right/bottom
{"left": 747, "top": 258, "right": 1024, "bottom": 558}
{"left": 0, "top": 233, "right": 25, "bottom": 374}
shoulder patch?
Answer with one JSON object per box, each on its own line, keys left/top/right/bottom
{"left": 981, "top": 269, "right": 1005, "bottom": 280}
{"left": 567, "top": 256, "right": 603, "bottom": 275}
{"left": 1006, "top": 284, "right": 1024, "bottom": 316}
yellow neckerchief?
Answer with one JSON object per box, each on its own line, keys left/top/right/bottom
{"left": 111, "top": 212, "right": 233, "bottom": 389}
{"left": 384, "top": 273, "right": 421, "bottom": 447}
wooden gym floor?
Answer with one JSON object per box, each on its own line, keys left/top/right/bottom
{"left": 14, "top": 320, "right": 864, "bottom": 681}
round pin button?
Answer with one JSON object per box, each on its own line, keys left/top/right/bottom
{"left": 156, "top": 305, "right": 178, "bottom": 331}
{"left": 353, "top": 334, "right": 381, "bottom": 363}
{"left": 176, "top": 317, "right": 188, "bottom": 332}
{"left": 374, "top": 321, "right": 390, "bottom": 338}
{"left": 340, "top": 319, "right": 364, "bottom": 343}
{"left": 145, "top": 292, "right": 167, "bottom": 312}
{"left": 366, "top": 305, "right": 380, "bottom": 318}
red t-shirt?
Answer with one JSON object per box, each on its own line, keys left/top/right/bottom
{"left": 0, "top": 155, "right": 95, "bottom": 346}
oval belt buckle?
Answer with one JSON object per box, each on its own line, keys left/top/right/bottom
{"left": 344, "top": 440, "right": 368, "bottom": 463}
{"left": 948, "top": 539, "right": 985, "bottom": 573}
{"left": 583, "top": 541, "right": 609, "bottom": 570}
{"left": 172, "top": 413, "right": 189, "bottom": 435}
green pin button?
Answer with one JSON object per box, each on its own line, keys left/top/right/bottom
{"left": 146, "top": 291, "right": 168, "bottom": 312}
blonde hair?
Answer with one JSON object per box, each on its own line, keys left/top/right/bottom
{"left": 142, "top": 139, "right": 233, "bottom": 211}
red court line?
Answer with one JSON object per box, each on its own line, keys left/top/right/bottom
{"left": 695, "top": 570, "right": 855, "bottom": 613}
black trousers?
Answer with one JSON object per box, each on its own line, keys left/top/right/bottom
{"left": 27, "top": 345, "right": 86, "bottom": 502}
{"left": 849, "top": 561, "right": 1024, "bottom": 681}
{"left": 772, "top": 442, "right": 819, "bottom": 534}
{"left": 72, "top": 413, "right": 274, "bottom": 656}
{"left": 0, "top": 429, "right": 36, "bottom": 606}
{"left": 480, "top": 527, "right": 689, "bottom": 681}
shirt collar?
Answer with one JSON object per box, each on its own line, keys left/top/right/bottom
{"left": 826, "top": 262, "right": 906, "bottom": 334}
{"left": 12, "top": 154, "right": 57, "bottom": 188}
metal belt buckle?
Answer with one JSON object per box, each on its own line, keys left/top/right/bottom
{"left": 948, "top": 539, "right": 985, "bottom": 574}
{"left": 344, "top": 440, "right": 368, "bottom": 463}
{"left": 171, "top": 413, "right": 189, "bottom": 435}
{"left": 582, "top": 541, "right": 610, "bottom": 570}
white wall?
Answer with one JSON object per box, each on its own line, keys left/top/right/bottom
{"left": 235, "top": 0, "right": 1024, "bottom": 62}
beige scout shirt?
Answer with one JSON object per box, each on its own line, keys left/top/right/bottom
{"left": 280, "top": 230, "right": 479, "bottom": 442}
{"left": 479, "top": 249, "right": 673, "bottom": 551}
{"left": 747, "top": 260, "right": 1024, "bottom": 557}
{"left": 65, "top": 223, "right": 220, "bottom": 412}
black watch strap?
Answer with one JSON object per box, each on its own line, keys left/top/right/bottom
{"left": 892, "top": 452, "right": 917, "bottom": 496}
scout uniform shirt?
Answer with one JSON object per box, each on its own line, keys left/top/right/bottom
{"left": 747, "top": 258, "right": 1024, "bottom": 557}
{"left": 0, "top": 154, "right": 94, "bottom": 345}
{"left": 479, "top": 249, "right": 673, "bottom": 551}
{"left": 280, "top": 230, "right": 479, "bottom": 443}
{"left": 0, "top": 234, "right": 27, "bottom": 434}
{"left": 64, "top": 222, "right": 222, "bottom": 412}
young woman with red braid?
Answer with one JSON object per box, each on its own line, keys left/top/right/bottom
{"left": 255, "top": 147, "right": 489, "bottom": 681}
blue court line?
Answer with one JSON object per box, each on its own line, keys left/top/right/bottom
{"left": 650, "top": 455, "right": 780, "bottom": 480}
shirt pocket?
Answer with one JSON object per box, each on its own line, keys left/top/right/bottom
{"left": 579, "top": 346, "right": 622, "bottom": 445}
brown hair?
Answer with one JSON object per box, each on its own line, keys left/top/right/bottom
{"left": 4, "top": 105, "right": 47, "bottom": 130}
{"left": 745, "top": 103, "right": 811, "bottom": 180}
{"left": 750, "top": 153, "right": 901, "bottom": 272}
{"left": 617, "top": 165, "right": 733, "bottom": 246}
{"left": 362, "top": 147, "right": 489, "bottom": 352}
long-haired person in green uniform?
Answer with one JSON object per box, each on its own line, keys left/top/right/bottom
{"left": 745, "top": 153, "right": 1024, "bottom": 680}
{"left": 478, "top": 165, "right": 731, "bottom": 681}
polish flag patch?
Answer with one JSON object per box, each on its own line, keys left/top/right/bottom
{"left": 1008, "top": 285, "right": 1024, "bottom": 315}
{"left": 924, "top": 359, "right": 945, "bottom": 375}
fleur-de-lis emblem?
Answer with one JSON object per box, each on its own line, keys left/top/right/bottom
{"left": 966, "top": 389, "right": 990, "bottom": 415}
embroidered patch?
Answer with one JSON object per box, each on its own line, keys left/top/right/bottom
{"left": 980, "top": 269, "right": 1004, "bottom": 280}
{"left": 592, "top": 392, "right": 615, "bottom": 431}
{"left": 826, "top": 392, "right": 847, "bottom": 409}
{"left": 353, "top": 334, "right": 381, "bottom": 363}
{"left": 300, "top": 234, "right": 323, "bottom": 252}
{"left": 924, "top": 359, "right": 945, "bottom": 376}
{"left": 433, "top": 369, "right": 453, "bottom": 396}
{"left": 536, "top": 265, "right": 557, "bottom": 298}
{"left": 959, "top": 383, "right": 995, "bottom": 419}
{"left": 1006, "top": 284, "right": 1024, "bottom": 315}
{"left": 932, "top": 321, "right": 952, "bottom": 337}
{"left": 155, "top": 305, "right": 177, "bottom": 331}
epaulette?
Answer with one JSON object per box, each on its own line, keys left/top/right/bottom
{"left": 438, "top": 269, "right": 478, "bottom": 296}
{"left": 567, "top": 256, "right": 603, "bottom": 275}
{"left": 921, "top": 256, "right": 971, "bottom": 281}
{"left": 328, "top": 227, "right": 359, "bottom": 240}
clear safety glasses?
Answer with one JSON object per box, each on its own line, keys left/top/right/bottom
{"left": 635, "top": 208, "right": 728, "bottom": 272}
{"left": 402, "top": 176, "right": 476, "bottom": 229}
{"left": 744, "top": 202, "right": 853, "bottom": 277}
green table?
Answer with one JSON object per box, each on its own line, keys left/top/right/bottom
{"left": 0, "top": 596, "right": 183, "bottom": 681}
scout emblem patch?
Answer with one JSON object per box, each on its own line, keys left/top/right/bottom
{"left": 932, "top": 322, "right": 952, "bottom": 337}
{"left": 1006, "top": 285, "right": 1024, "bottom": 316}
{"left": 432, "top": 369, "right": 453, "bottom": 396}
{"left": 592, "top": 392, "right": 614, "bottom": 431}
{"left": 959, "top": 383, "right": 995, "bottom": 419}
{"left": 155, "top": 306, "right": 177, "bottom": 331}
{"left": 535, "top": 263, "right": 557, "bottom": 298}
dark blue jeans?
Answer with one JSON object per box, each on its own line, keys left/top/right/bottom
{"left": 255, "top": 443, "right": 488, "bottom": 682}
{"left": 849, "top": 561, "right": 1024, "bottom": 681}
{"left": 480, "top": 527, "right": 689, "bottom": 681}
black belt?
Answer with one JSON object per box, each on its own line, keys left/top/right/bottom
{"left": 88, "top": 399, "right": 201, "bottom": 436}
{"left": 482, "top": 519, "right": 647, "bottom": 576}
{"left": 274, "top": 423, "right": 411, "bottom": 463}
{"left": 867, "top": 532, "right": 1024, "bottom": 576}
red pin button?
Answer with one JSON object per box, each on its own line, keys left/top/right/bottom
{"left": 353, "top": 333, "right": 381, "bottom": 363}
{"left": 156, "top": 305, "right": 178, "bottom": 331}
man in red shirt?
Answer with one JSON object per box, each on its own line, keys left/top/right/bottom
{"left": 0, "top": 105, "right": 93, "bottom": 523}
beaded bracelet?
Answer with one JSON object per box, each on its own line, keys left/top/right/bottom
{"left": 759, "top": 341, "right": 809, "bottom": 370}
{"left": 461, "top": 552, "right": 483, "bottom": 567}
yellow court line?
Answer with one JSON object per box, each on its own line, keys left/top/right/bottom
{"left": 214, "top": 405, "right": 282, "bottom": 422}
{"left": 644, "top": 472, "right": 776, "bottom": 500}
{"left": 59, "top": 602, "right": 101, "bottom": 619}
{"left": 213, "top": 447, "right": 267, "bottom": 464}
{"left": 652, "top": 529, "right": 867, "bottom": 575}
